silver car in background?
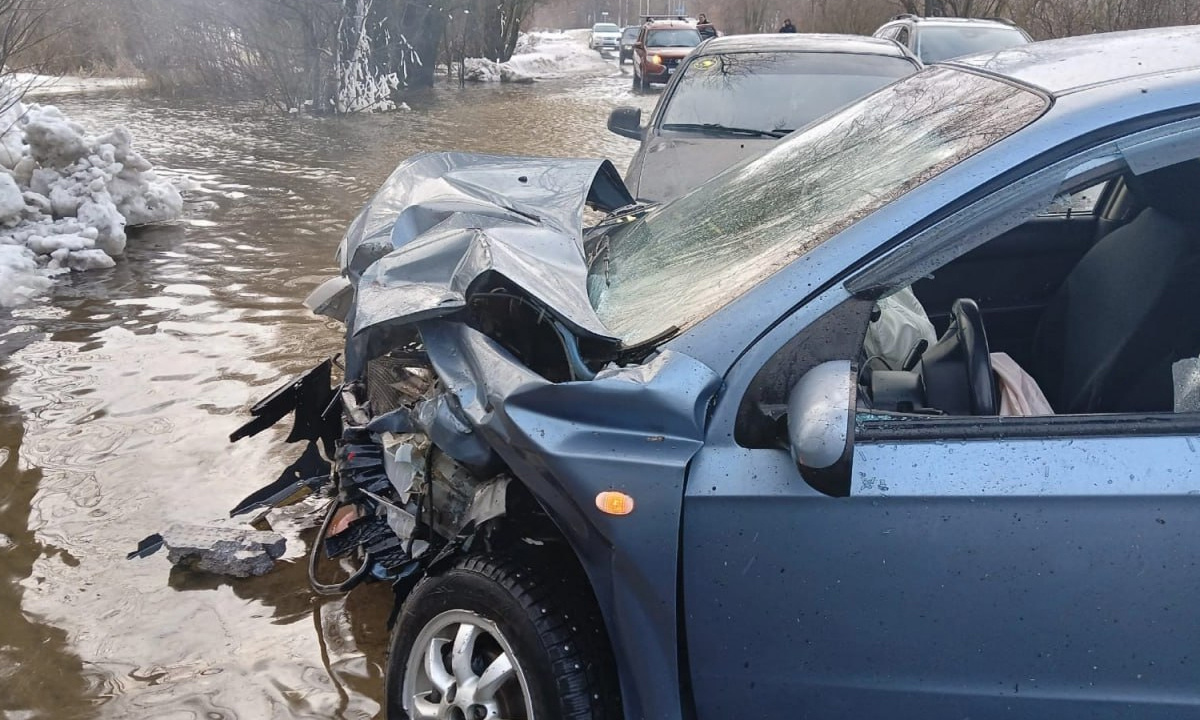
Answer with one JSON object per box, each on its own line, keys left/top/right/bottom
{"left": 874, "top": 14, "right": 1033, "bottom": 63}
{"left": 589, "top": 22, "right": 621, "bottom": 51}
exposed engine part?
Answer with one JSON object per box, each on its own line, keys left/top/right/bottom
{"left": 365, "top": 348, "right": 431, "bottom": 415}
{"left": 219, "top": 348, "right": 518, "bottom": 598}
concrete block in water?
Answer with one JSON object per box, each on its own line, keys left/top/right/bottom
{"left": 161, "top": 523, "right": 286, "bottom": 578}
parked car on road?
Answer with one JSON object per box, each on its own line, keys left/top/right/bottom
{"left": 609, "top": 34, "right": 921, "bottom": 203}
{"left": 589, "top": 22, "right": 621, "bottom": 51}
{"left": 618, "top": 26, "right": 640, "bottom": 64}
{"left": 874, "top": 13, "right": 1032, "bottom": 62}
{"left": 242, "top": 26, "right": 1200, "bottom": 720}
{"left": 631, "top": 19, "right": 702, "bottom": 90}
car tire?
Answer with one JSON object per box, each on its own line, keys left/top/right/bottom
{"left": 385, "top": 554, "right": 621, "bottom": 720}
{"left": 631, "top": 70, "right": 642, "bottom": 92}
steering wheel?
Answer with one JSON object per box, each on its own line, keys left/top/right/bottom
{"left": 864, "top": 296, "right": 998, "bottom": 416}
{"left": 948, "top": 298, "right": 998, "bottom": 415}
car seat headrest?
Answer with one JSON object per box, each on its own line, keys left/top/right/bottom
{"left": 1125, "top": 158, "right": 1200, "bottom": 224}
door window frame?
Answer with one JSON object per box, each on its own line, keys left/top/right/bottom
{"left": 720, "top": 115, "right": 1200, "bottom": 450}
{"left": 849, "top": 119, "right": 1200, "bottom": 443}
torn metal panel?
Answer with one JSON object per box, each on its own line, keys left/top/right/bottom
{"left": 465, "top": 477, "right": 511, "bottom": 527}
{"left": 339, "top": 152, "right": 633, "bottom": 275}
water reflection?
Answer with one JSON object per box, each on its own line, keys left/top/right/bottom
{"left": 0, "top": 70, "right": 654, "bottom": 718}
{"left": 0, "top": 365, "right": 91, "bottom": 718}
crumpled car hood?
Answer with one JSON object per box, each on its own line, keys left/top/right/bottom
{"left": 337, "top": 151, "right": 634, "bottom": 348}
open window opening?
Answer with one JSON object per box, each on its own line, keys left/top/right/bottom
{"left": 859, "top": 156, "right": 1200, "bottom": 420}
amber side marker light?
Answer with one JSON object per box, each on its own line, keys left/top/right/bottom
{"left": 596, "top": 491, "right": 635, "bottom": 516}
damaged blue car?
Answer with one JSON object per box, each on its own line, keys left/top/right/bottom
{"left": 235, "top": 26, "right": 1200, "bottom": 720}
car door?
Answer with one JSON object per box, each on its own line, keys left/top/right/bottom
{"left": 679, "top": 134, "right": 1200, "bottom": 714}
{"left": 682, "top": 291, "right": 1200, "bottom": 719}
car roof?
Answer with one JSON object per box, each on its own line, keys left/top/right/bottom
{"left": 643, "top": 20, "right": 695, "bottom": 29}
{"left": 696, "top": 33, "right": 913, "bottom": 58}
{"left": 951, "top": 25, "right": 1200, "bottom": 96}
{"left": 892, "top": 15, "right": 1023, "bottom": 28}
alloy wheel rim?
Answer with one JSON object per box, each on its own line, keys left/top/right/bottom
{"left": 402, "top": 609, "right": 534, "bottom": 720}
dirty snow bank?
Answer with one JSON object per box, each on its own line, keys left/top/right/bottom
{"left": 0, "top": 96, "right": 183, "bottom": 307}
{"left": 13, "top": 73, "right": 143, "bottom": 98}
{"left": 464, "top": 29, "right": 613, "bottom": 83}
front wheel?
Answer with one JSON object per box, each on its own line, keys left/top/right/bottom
{"left": 386, "top": 554, "right": 621, "bottom": 720}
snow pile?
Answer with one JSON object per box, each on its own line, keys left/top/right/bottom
{"left": 0, "top": 97, "right": 182, "bottom": 307}
{"left": 0, "top": 243, "right": 52, "bottom": 306}
{"left": 463, "top": 57, "right": 534, "bottom": 84}
{"left": 13, "top": 73, "right": 143, "bottom": 98}
{"left": 464, "top": 29, "right": 613, "bottom": 83}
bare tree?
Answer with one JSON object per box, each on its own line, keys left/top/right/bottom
{"left": 0, "top": 0, "right": 69, "bottom": 111}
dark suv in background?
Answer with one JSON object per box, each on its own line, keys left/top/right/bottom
{"left": 873, "top": 14, "right": 1032, "bottom": 63}
{"left": 619, "top": 26, "right": 640, "bottom": 64}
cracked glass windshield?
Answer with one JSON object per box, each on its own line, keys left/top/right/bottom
{"left": 588, "top": 67, "right": 1047, "bottom": 345}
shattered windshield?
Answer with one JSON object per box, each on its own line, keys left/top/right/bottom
{"left": 587, "top": 67, "right": 1046, "bottom": 345}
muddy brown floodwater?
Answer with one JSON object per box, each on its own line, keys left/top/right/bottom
{"left": 0, "top": 68, "right": 659, "bottom": 719}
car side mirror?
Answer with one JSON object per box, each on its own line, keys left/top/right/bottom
{"left": 608, "top": 106, "right": 643, "bottom": 140}
{"left": 786, "top": 360, "right": 855, "bottom": 497}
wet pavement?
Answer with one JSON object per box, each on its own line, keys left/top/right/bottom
{"left": 0, "top": 61, "right": 659, "bottom": 719}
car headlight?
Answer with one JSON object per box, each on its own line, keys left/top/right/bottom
{"left": 651, "top": 54, "right": 663, "bottom": 65}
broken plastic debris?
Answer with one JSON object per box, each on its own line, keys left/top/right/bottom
{"left": 328, "top": 505, "right": 360, "bottom": 536}
{"left": 127, "top": 532, "right": 164, "bottom": 559}
{"left": 160, "top": 523, "right": 286, "bottom": 578}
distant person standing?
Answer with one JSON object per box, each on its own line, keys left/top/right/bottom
{"left": 779, "top": 18, "right": 797, "bottom": 33}
{"left": 697, "top": 13, "right": 718, "bottom": 40}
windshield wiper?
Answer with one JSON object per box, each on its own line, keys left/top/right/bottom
{"left": 661, "top": 122, "right": 790, "bottom": 139}
{"left": 588, "top": 235, "right": 612, "bottom": 287}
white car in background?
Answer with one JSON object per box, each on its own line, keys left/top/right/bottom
{"left": 590, "top": 22, "right": 622, "bottom": 51}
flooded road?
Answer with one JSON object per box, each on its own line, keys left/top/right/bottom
{"left": 0, "top": 64, "right": 659, "bottom": 719}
